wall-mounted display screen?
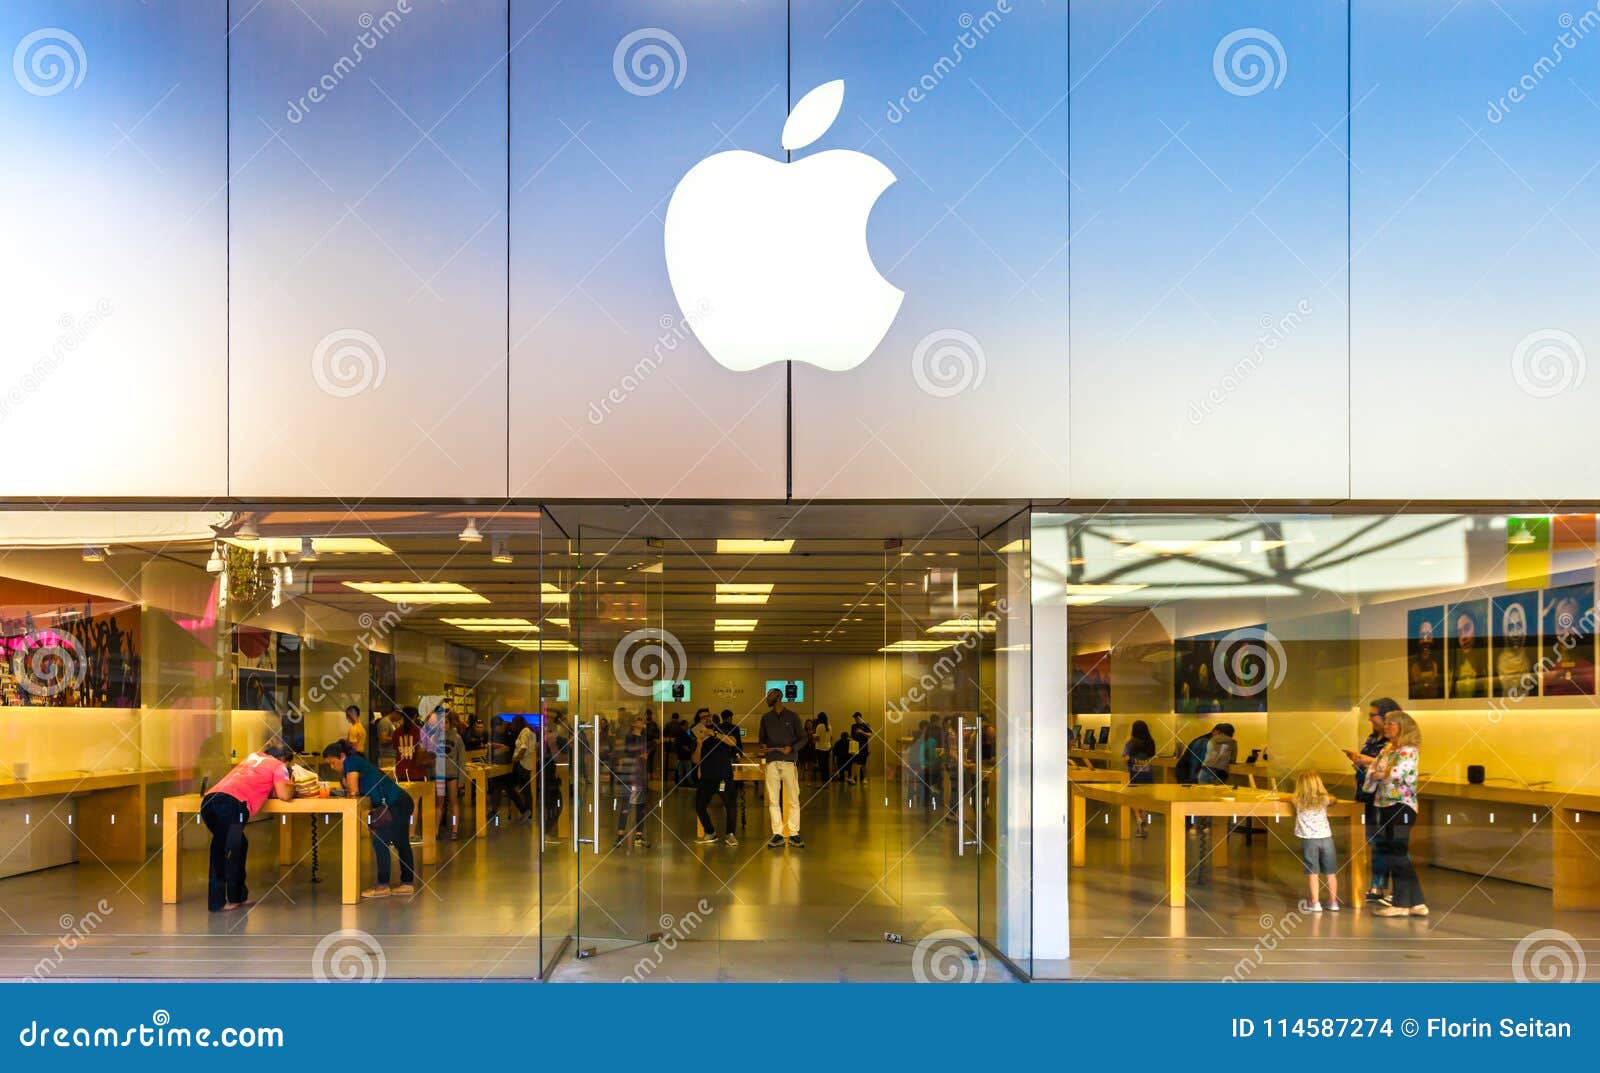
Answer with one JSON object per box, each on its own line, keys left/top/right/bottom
{"left": 540, "top": 679, "right": 569, "bottom": 702}
{"left": 765, "top": 679, "right": 804, "bottom": 703}
{"left": 653, "top": 680, "right": 691, "bottom": 704}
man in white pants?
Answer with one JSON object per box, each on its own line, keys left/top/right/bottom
{"left": 759, "top": 688, "right": 806, "bottom": 848}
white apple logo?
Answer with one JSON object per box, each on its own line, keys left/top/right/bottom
{"left": 664, "top": 80, "right": 904, "bottom": 373}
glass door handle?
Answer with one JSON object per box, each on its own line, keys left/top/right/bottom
{"left": 958, "top": 718, "right": 978, "bottom": 855}
{"left": 576, "top": 721, "right": 599, "bottom": 852}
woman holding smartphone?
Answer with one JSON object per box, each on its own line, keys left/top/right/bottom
{"left": 1349, "top": 708, "right": 1427, "bottom": 918}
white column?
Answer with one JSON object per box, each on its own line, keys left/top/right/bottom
{"left": 1030, "top": 521, "right": 1071, "bottom": 962}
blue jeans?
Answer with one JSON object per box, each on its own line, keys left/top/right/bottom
{"left": 1373, "top": 805, "right": 1423, "bottom": 908}
{"left": 1361, "top": 797, "right": 1390, "bottom": 891}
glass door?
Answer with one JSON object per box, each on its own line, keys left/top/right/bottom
{"left": 571, "top": 530, "right": 667, "bottom": 962}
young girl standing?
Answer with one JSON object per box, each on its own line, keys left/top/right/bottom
{"left": 1293, "top": 770, "right": 1340, "bottom": 911}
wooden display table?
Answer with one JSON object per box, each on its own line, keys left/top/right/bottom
{"left": 464, "top": 761, "right": 513, "bottom": 837}
{"left": 161, "top": 793, "right": 367, "bottom": 905}
{"left": 1069, "top": 782, "right": 1366, "bottom": 908}
{"left": 394, "top": 781, "right": 439, "bottom": 864}
{"left": 1069, "top": 748, "right": 1275, "bottom": 788}
{"left": 1, "top": 767, "right": 179, "bottom": 864}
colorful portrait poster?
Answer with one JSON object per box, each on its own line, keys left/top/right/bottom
{"left": 1069, "top": 651, "right": 1111, "bottom": 715}
{"left": 1492, "top": 592, "right": 1540, "bottom": 698}
{"left": 1406, "top": 605, "right": 1444, "bottom": 700}
{"left": 1446, "top": 600, "right": 1489, "bottom": 699}
{"left": 1541, "top": 582, "right": 1596, "bottom": 696}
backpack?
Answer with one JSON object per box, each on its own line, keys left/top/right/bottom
{"left": 1176, "top": 733, "right": 1211, "bottom": 784}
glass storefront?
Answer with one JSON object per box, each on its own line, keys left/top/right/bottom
{"left": 1035, "top": 511, "right": 1600, "bottom": 981}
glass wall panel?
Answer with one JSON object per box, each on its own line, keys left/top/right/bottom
{"left": 1035, "top": 510, "right": 1600, "bottom": 981}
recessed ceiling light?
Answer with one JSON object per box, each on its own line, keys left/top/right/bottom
{"left": 880, "top": 640, "right": 961, "bottom": 652}
{"left": 441, "top": 617, "right": 537, "bottom": 632}
{"left": 541, "top": 582, "right": 569, "bottom": 604}
{"left": 544, "top": 616, "right": 570, "bottom": 628}
{"left": 226, "top": 536, "right": 392, "bottom": 556}
{"left": 714, "top": 640, "right": 748, "bottom": 652}
{"left": 715, "top": 619, "right": 758, "bottom": 632}
{"left": 716, "top": 539, "right": 794, "bottom": 555}
{"left": 927, "top": 618, "right": 997, "bottom": 633}
{"left": 343, "top": 581, "right": 488, "bottom": 606}
{"left": 1062, "top": 583, "right": 1148, "bottom": 606}
{"left": 501, "top": 639, "right": 578, "bottom": 652}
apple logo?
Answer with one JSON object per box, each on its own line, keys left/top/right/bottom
{"left": 664, "top": 80, "right": 904, "bottom": 373}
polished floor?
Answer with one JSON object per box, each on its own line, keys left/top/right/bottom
{"left": 0, "top": 778, "right": 1591, "bottom": 982}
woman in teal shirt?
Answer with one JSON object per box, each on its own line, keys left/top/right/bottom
{"left": 323, "top": 740, "right": 415, "bottom": 898}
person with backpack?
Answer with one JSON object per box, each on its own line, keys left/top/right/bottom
{"left": 1175, "top": 729, "right": 1213, "bottom": 784}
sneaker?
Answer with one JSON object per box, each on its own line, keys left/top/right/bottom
{"left": 1409, "top": 904, "right": 1430, "bottom": 917}
{"left": 392, "top": 883, "right": 416, "bottom": 895}
{"left": 361, "top": 886, "right": 391, "bottom": 899}
{"left": 613, "top": 834, "right": 626, "bottom": 847}
{"left": 1306, "top": 902, "right": 1323, "bottom": 912}
{"left": 694, "top": 835, "right": 718, "bottom": 845}
{"left": 724, "top": 834, "right": 739, "bottom": 847}
{"left": 633, "top": 835, "right": 650, "bottom": 848}
{"left": 766, "top": 834, "right": 785, "bottom": 849}
{"left": 1366, "top": 890, "right": 1391, "bottom": 906}
{"left": 1373, "top": 905, "right": 1411, "bottom": 917}
{"left": 1328, "top": 902, "right": 1341, "bottom": 912}
{"left": 787, "top": 836, "right": 806, "bottom": 848}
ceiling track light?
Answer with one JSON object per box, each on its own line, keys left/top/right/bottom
{"left": 205, "top": 542, "right": 225, "bottom": 574}
{"left": 491, "top": 536, "right": 514, "bottom": 565}
{"left": 234, "top": 514, "right": 260, "bottom": 542}
{"left": 298, "top": 536, "right": 319, "bottom": 563}
{"left": 459, "top": 517, "right": 484, "bottom": 544}
{"left": 81, "top": 545, "right": 105, "bottom": 563}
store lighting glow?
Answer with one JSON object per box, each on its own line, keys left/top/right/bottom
{"left": 714, "top": 640, "right": 748, "bottom": 652}
{"left": 227, "top": 537, "right": 392, "bottom": 555}
{"left": 716, "top": 539, "right": 794, "bottom": 555}
{"left": 541, "top": 582, "right": 570, "bottom": 604}
{"left": 500, "top": 639, "right": 579, "bottom": 652}
{"left": 1126, "top": 539, "right": 1242, "bottom": 557}
{"left": 926, "top": 618, "right": 997, "bottom": 633}
{"left": 716, "top": 582, "right": 774, "bottom": 605}
{"left": 997, "top": 539, "right": 1029, "bottom": 554}
{"left": 1063, "top": 583, "right": 1149, "bottom": 606}
{"left": 441, "top": 618, "right": 537, "bottom": 632}
{"left": 715, "top": 619, "right": 758, "bottom": 632}
{"left": 544, "top": 617, "right": 570, "bottom": 627}
{"left": 879, "top": 640, "right": 961, "bottom": 652}
{"left": 343, "top": 581, "right": 488, "bottom": 605}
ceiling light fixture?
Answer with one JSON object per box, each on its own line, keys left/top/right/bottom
{"left": 716, "top": 539, "right": 794, "bottom": 555}
{"left": 459, "top": 518, "right": 484, "bottom": 544}
{"left": 298, "top": 536, "right": 319, "bottom": 563}
{"left": 81, "top": 546, "right": 104, "bottom": 563}
{"left": 441, "top": 617, "right": 537, "bottom": 632}
{"left": 491, "top": 536, "right": 514, "bottom": 565}
{"left": 235, "top": 516, "right": 260, "bottom": 542}
{"left": 714, "top": 619, "right": 758, "bottom": 632}
{"left": 205, "top": 543, "right": 225, "bottom": 574}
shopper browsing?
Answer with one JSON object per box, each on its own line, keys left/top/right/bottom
{"left": 322, "top": 740, "right": 416, "bottom": 899}
{"left": 1351, "top": 698, "right": 1398, "bottom": 905}
{"left": 759, "top": 688, "right": 806, "bottom": 848}
{"left": 1293, "top": 770, "right": 1340, "bottom": 911}
{"left": 1353, "top": 709, "right": 1428, "bottom": 918}
{"left": 200, "top": 745, "right": 295, "bottom": 912}
{"left": 692, "top": 709, "right": 743, "bottom": 847}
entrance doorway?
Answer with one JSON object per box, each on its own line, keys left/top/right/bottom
{"left": 536, "top": 506, "right": 1031, "bottom": 981}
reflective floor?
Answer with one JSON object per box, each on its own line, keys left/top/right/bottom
{"left": 0, "top": 783, "right": 1588, "bottom": 981}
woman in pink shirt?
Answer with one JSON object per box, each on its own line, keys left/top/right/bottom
{"left": 201, "top": 745, "right": 294, "bottom": 911}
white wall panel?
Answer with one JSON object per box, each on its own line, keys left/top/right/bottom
{"left": 229, "top": 0, "right": 507, "bottom": 498}
{"left": 1069, "top": 1, "right": 1349, "bottom": 500}
{"left": 509, "top": 1, "right": 787, "bottom": 499}
{"left": 0, "top": 1, "right": 226, "bottom": 497}
{"left": 789, "top": 0, "right": 1070, "bottom": 500}
{"left": 1352, "top": 1, "right": 1600, "bottom": 501}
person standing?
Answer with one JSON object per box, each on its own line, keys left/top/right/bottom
{"left": 1355, "top": 709, "right": 1428, "bottom": 918}
{"left": 693, "top": 709, "right": 743, "bottom": 847}
{"left": 1122, "top": 720, "right": 1158, "bottom": 837}
{"left": 539, "top": 714, "right": 564, "bottom": 842}
{"left": 200, "top": 745, "right": 294, "bottom": 911}
{"left": 614, "top": 716, "right": 651, "bottom": 848}
{"left": 511, "top": 716, "right": 538, "bottom": 822}
{"left": 759, "top": 687, "right": 806, "bottom": 848}
{"left": 322, "top": 740, "right": 416, "bottom": 898}
{"left": 811, "top": 712, "right": 833, "bottom": 784}
{"left": 344, "top": 705, "right": 367, "bottom": 758}
{"left": 1350, "top": 698, "right": 1398, "bottom": 904}
{"left": 849, "top": 712, "right": 872, "bottom": 785}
